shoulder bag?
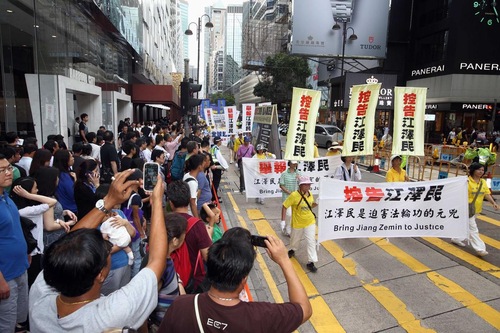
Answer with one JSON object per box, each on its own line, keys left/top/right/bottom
{"left": 297, "top": 191, "right": 316, "bottom": 219}
{"left": 468, "top": 180, "right": 482, "bottom": 218}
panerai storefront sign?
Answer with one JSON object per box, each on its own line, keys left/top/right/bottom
{"left": 65, "top": 68, "right": 96, "bottom": 85}
{"left": 345, "top": 73, "right": 397, "bottom": 109}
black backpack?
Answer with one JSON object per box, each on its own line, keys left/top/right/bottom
{"left": 20, "top": 216, "right": 39, "bottom": 254}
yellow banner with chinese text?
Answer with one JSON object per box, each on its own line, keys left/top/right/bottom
{"left": 392, "top": 87, "right": 427, "bottom": 156}
{"left": 343, "top": 83, "right": 381, "bottom": 157}
{"left": 284, "top": 87, "right": 321, "bottom": 161}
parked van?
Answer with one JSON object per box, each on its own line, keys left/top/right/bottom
{"left": 315, "top": 124, "right": 343, "bottom": 148}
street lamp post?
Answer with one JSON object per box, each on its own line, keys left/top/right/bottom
{"left": 185, "top": 14, "right": 213, "bottom": 85}
{"left": 332, "top": 21, "right": 357, "bottom": 115}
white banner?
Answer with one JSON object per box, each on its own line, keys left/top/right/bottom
{"left": 392, "top": 87, "right": 427, "bottom": 156}
{"left": 224, "top": 106, "right": 237, "bottom": 135}
{"left": 242, "top": 156, "right": 343, "bottom": 198}
{"left": 284, "top": 88, "right": 321, "bottom": 161}
{"left": 211, "top": 109, "right": 227, "bottom": 132}
{"left": 242, "top": 103, "right": 255, "bottom": 133}
{"left": 343, "top": 83, "right": 381, "bottom": 157}
{"left": 317, "top": 177, "right": 469, "bottom": 242}
{"left": 204, "top": 108, "right": 214, "bottom": 128}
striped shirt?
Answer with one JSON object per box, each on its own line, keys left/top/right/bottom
{"left": 279, "top": 169, "right": 301, "bottom": 201}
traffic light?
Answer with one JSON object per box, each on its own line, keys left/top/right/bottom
{"left": 180, "top": 80, "right": 202, "bottom": 114}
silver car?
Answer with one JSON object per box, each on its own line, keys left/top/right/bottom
{"left": 315, "top": 124, "right": 344, "bottom": 148}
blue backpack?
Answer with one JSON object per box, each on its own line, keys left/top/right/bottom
{"left": 170, "top": 151, "right": 187, "bottom": 181}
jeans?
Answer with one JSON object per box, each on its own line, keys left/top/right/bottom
{"left": 0, "top": 271, "right": 28, "bottom": 333}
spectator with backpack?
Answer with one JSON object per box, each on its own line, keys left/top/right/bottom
{"left": 0, "top": 155, "right": 30, "bottom": 333}
{"left": 167, "top": 181, "right": 212, "bottom": 293}
{"left": 170, "top": 138, "right": 189, "bottom": 182}
{"left": 183, "top": 154, "right": 206, "bottom": 218}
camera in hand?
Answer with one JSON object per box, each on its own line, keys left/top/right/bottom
{"left": 251, "top": 235, "right": 268, "bottom": 248}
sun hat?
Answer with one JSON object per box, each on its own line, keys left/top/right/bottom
{"left": 390, "top": 155, "right": 402, "bottom": 163}
{"left": 298, "top": 176, "right": 313, "bottom": 185}
{"left": 328, "top": 142, "right": 343, "bottom": 150}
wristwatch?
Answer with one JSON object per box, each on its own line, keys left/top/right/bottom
{"left": 95, "top": 199, "right": 111, "bottom": 215}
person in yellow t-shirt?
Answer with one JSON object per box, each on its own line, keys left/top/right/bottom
{"left": 281, "top": 176, "right": 318, "bottom": 273}
{"left": 313, "top": 142, "right": 319, "bottom": 158}
{"left": 233, "top": 131, "right": 245, "bottom": 168}
{"left": 325, "top": 142, "right": 342, "bottom": 156}
{"left": 386, "top": 155, "right": 409, "bottom": 182}
{"left": 451, "top": 162, "right": 498, "bottom": 256}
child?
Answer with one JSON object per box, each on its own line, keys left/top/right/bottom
{"left": 100, "top": 216, "right": 134, "bottom": 265}
{"left": 200, "top": 202, "right": 223, "bottom": 242}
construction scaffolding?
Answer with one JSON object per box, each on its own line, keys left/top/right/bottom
{"left": 242, "top": 18, "right": 288, "bottom": 71}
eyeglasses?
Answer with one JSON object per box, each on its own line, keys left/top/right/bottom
{"left": 0, "top": 165, "right": 14, "bottom": 174}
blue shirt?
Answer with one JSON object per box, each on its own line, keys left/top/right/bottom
{"left": 56, "top": 172, "right": 77, "bottom": 213}
{"left": 196, "top": 172, "right": 212, "bottom": 211}
{"left": 0, "top": 193, "right": 29, "bottom": 281}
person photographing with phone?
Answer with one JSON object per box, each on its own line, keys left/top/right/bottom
{"left": 333, "top": 156, "right": 362, "bottom": 182}
{"left": 159, "top": 228, "right": 312, "bottom": 332}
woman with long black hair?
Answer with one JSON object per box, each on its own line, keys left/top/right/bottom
{"left": 74, "top": 159, "right": 101, "bottom": 220}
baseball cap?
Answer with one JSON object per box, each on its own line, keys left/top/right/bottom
{"left": 298, "top": 176, "right": 313, "bottom": 185}
{"left": 213, "top": 136, "right": 222, "bottom": 143}
{"left": 244, "top": 136, "right": 251, "bottom": 142}
{"left": 289, "top": 160, "right": 299, "bottom": 164}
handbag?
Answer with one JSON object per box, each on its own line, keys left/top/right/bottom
{"left": 468, "top": 180, "right": 482, "bottom": 218}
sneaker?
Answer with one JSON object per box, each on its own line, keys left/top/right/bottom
{"left": 476, "top": 250, "right": 489, "bottom": 257}
{"left": 306, "top": 262, "right": 318, "bottom": 273}
{"left": 451, "top": 239, "right": 466, "bottom": 247}
{"left": 288, "top": 250, "right": 295, "bottom": 258}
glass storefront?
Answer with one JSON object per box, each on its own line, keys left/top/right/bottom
{"left": 0, "top": 0, "right": 135, "bottom": 142}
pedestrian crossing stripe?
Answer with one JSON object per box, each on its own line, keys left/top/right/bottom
{"left": 480, "top": 234, "right": 500, "bottom": 249}
{"left": 422, "top": 237, "right": 500, "bottom": 279}
{"left": 372, "top": 238, "right": 500, "bottom": 330}
{"left": 477, "top": 214, "right": 500, "bottom": 227}
{"left": 253, "top": 219, "right": 345, "bottom": 333}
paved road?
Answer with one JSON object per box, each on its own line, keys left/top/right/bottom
{"left": 216, "top": 146, "right": 500, "bottom": 333}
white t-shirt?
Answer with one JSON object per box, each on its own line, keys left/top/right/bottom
{"left": 183, "top": 173, "right": 198, "bottom": 216}
{"left": 29, "top": 268, "right": 158, "bottom": 332}
{"left": 19, "top": 204, "right": 50, "bottom": 256}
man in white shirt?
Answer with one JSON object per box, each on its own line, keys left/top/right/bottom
{"left": 18, "top": 143, "right": 37, "bottom": 174}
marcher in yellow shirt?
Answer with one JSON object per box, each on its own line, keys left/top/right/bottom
{"left": 281, "top": 176, "right": 318, "bottom": 273}
{"left": 233, "top": 131, "right": 245, "bottom": 168}
{"left": 325, "top": 142, "right": 342, "bottom": 156}
{"left": 451, "top": 162, "right": 499, "bottom": 256}
{"left": 313, "top": 142, "right": 319, "bottom": 158}
{"left": 386, "top": 155, "right": 409, "bottom": 182}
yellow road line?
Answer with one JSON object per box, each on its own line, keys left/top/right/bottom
{"left": 321, "top": 240, "right": 357, "bottom": 276}
{"left": 254, "top": 219, "right": 344, "bottom": 333}
{"left": 477, "top": 214, "right": 500, "bottom": 227}
{"left": 481, "top": 234, "right": 500, "bottom": 249}
{"left": 426, "top": 272, "right": 500, "bottom": 330}
{"left": 247, "top": 208, "right": 265, "bottom": 220}
{"left": 227, "top": 192, "right": 239, "bottom": 214}
{"left": 422, "top": 237, "right": 500, "bottom": 279}
{"left": 374, "top": 238, "right": 500, "bottom": 329}
{"left": 364, "top": 283, "right": 436, "bottom": 333}
{"left": 370, "top": 238, "right": 431, "bottom": 274}
{"left": 255, "top": 249, "right": 284, "bottom": 303}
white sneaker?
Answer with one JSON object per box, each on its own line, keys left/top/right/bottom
{"left": 451, "top": 239, "right": 466, "bottom": 247}
{"left": 476, "top": 250, "right": 488, "bottom": 257}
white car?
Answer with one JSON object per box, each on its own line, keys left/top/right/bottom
{"left": 315, "top": 124, "right": 343, "bottom": 148}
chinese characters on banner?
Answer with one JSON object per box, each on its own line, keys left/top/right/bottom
{"left": 204, "top": 108, "right": 214, "bottom": 128}
{"left": 284, "top": 88, "right": 321, "bottom": 161}
{"left": 241, "top": 156, "right": 343, "bottom": 198}
{"left": 317, "top": 177, "right": 468, "bottom": 241}
{"left": 343, "top": 83, "right": 381, "bottom": 157}
{"left": 241, "top": 103, "right": 255, "bottom": 133}
{"left": 392, "top": 87, "right": 427, "bottom": 156}
{"left": 224, "top": 106, "right": 239, "bottom": 135}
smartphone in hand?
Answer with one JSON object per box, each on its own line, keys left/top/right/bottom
{"left": 251, "top": 235, "right": 268, "bottom": 248}
{"left": 143, "top": 162, "right": 159, "bottom": 192}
